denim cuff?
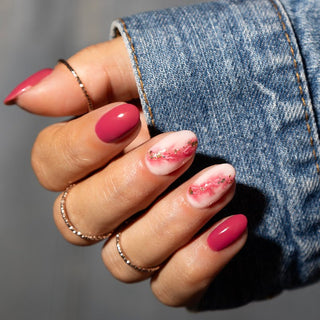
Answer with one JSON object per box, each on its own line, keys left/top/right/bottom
{"left": 112, "top": 0, "right": 320, "bottom": 310}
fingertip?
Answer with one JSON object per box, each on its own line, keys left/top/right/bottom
{"left": 16, "top": 63, "right": 88, "bottom": 116}
{"left": 3, "top": 68, "right": 53, "bottom": 106}
{"left": 10, "top": 38, "right": 138, "bottom": 116}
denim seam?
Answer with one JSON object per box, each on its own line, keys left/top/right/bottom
{"left": 118, "top": 18, "right": 156, "bottom": 128}
{"left": 270, "top": 0, "right": 320, "bottom": 177}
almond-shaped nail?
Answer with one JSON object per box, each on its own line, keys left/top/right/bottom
{"left": 146, "top": 130, "right": 198, "bottom": 175}
{"left": 4, "top": 68, "right": 53, "bottom": 105}
{"left": 95, "top": 104, "right": 140, "bottom": 143}
{"left": 187, "top": 164, "right": 235, "bottom": 209}
{"left": 207, "top": 214, "right": 247, "bottom": 251}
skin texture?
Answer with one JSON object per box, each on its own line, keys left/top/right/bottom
{"left": 5, "top": 37, "right": 248, "bottom": 307}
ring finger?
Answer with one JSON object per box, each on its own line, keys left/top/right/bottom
{"left": 101, "top": 164, "right": 237, "bottom": 283}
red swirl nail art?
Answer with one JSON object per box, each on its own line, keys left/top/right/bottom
{"left": 146, "top": 131, "right": 198, "bottom": 175}
{"left": 187, "top": 164, "right": 235, "bottom": 208}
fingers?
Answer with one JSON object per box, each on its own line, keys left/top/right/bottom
{"left": 101, "top": 164, "right": 237, "bottom": 283}
{"left": 31, "top": 103, "right": 141, "bottom": 191}
{"left": 4, "top": 37, "right": 138, "bottom": 116}
{"left": 150, "top": 214, "right": 248, "bottom": 307}
{"left": 53, "top": 130, "right": 198, "bottom": 245}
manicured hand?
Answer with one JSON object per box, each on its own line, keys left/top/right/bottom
{"left": 4, "top": 38, "right": 247, "bottom": 308}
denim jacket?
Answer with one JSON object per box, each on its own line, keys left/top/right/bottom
{"left": 111, "top": 0, "right": 320, "bottom": 310}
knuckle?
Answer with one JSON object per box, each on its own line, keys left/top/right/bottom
{"left": 151, "top": 284, "right": 174, "bottom": 307}
{"left": 31, "top": 121, "right": 90, "bottom": 191}
{"left": 179, "top": 263, "right": 202, "bottom": 288}
{"left": 31, "top": 145, "right": 45, "bottom": 185}
{"left": 151, "top": 256, "right": 204, "bottom": 307}
{"left": 31, "top": 125, "right": 60, "bottom": 190}
{"left": 60, "top": 126, "right": 90, "bottom": 172}
{"left": 103, "top": 168, "right": 142, "bottom": 209}
{"left": 79, "top": 43, "right": 102, "bottom": 58}
{"left": 151, "top": 282, "right": 183, "bottom": 307}
{"left": 101, "top": 242, "right": 138, "bottom": 284}
{"left": 175, "top": 249, "right": 208, "bottom": 289}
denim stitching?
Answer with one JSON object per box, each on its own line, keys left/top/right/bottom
{"left": 119, "top": 19, "right": 156, "bottom": 127}
{"left": 270, "top": 0, "right": 320, "bottom": 175}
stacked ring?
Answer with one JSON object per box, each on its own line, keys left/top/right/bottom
{"left": 116, "top": 232, "right": 161, "bottom": 273}
{"left": 60, "top": 184, "right": 112, "bottom": 241}
{"left": 58, "top": 58, "right": 159, "bottom": 273}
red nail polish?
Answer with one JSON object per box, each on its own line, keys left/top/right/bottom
{"left": 207, "top": 214, "right": 247, "bottom": 251}
{"left": 95, "top": 103, "right": 140, "bottom": 143}
{"left": 4, "top": 68, "right": 53, "bottom": 105}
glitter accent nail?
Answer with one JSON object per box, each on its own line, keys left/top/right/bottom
{"left": 145, "top": 131, "right": 198, "bottom": 175}
{"left": 187, "top": 164, "right": 235, "bottom": 208}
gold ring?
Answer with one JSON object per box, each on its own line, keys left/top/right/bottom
{"left": 60, "top": 184, "right": 112, "bottom": 241}
{"left": 58, "top": 59, "right": 94, "bottom": 112}
{"left": 116, "top": 232, "right": 161, "bottom": 273}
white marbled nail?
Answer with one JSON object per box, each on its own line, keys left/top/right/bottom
{"left": 145, "top": 130, "right": 198, "bottom": 175}
{"left": 187, "top": 164, "right": 236, "bottom": 209}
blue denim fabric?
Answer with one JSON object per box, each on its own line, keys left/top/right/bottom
{"left": 111, "top": 0, "right": 320, "bottom": 310}
{"left": 281, "top": 0, "right": 320, "bottom": 131}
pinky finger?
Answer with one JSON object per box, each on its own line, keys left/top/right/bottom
{"left": 150, "top": 214, "right": 248, "bottom": 308}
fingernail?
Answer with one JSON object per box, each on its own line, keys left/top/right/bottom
{"left": 4, "top": 68, "right": 53, "bottom": 105}
{"left": 146, "top": 130, "right": 198, "bottom": 175}
{"left": 95, "top": 103, "right": 140, "bottom": 143}
{"left": 187, "top": 164, "right": 235, "bottom": 209}
{"left": 207, "top": 214, "right": 247, "bottom": 251}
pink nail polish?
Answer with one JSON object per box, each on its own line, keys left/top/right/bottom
{"left": 146, "top": 130, "right": 198, "bottom": 175}
{"left": 207, "top": 214, "right": 247, "bottom": 251}
{"left": 95, "top": 103, "right": 140, "bottom": 143}
{"left": 187, "top": 164, "right": 235, "bottom": 209}
{"left": 4, "top": 68, "right": 53, "bottom": 105}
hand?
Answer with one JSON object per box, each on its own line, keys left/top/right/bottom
{"left": 4, "top": 38, "right": 248, "bottom": 308}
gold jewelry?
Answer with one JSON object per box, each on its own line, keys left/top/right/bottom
{"left": 58, "top": 59, "right": 94, "bottom": 112}
{"left": 60, "top": 184, "right": 112, "bottom": 241}
{"left": 116, "top": 232, "right": 161, "bottom": 273}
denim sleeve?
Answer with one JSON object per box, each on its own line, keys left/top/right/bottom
{"left": 111, "top": 0, "right": 320, "bottom": 310}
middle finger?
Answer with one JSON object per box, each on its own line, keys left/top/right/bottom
{"left": 53, "top": 130, "right": 198, "bottom": 245}
{"left": 102, "top": 163, "right": 236, "bottom": 283}
{"left": 31, "top": 102, "right": 142, "bottom": 191}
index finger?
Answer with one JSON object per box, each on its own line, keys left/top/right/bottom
{"left": 4, "top": 37, "right": 138, "bottom": 116}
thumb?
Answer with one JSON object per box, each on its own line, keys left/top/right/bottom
{"left": 4, "top": 37, "right": 138, "bottom": 116}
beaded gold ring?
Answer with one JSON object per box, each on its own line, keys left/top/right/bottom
{"left": 58, "top": 59, "right": 94, "bottom": 112}
{"left": 60, "top": 184, "right": 112, "bottom": 241}
{"left": 116, "top": 232, "right": 161, "bottom": 273}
